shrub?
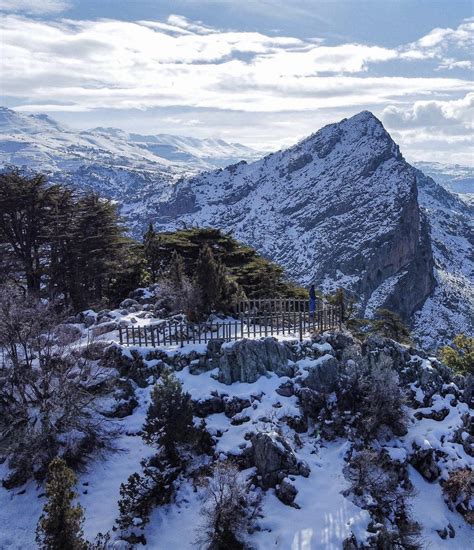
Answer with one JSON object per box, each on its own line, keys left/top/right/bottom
{"left": 116, "top": 455, "right": 180, "bottom": 542}
{"left": 371, "top": 308, "right": 411, "bottom": 344}
{"left": 142, "top": 371, "right": 195, "bottom": 462}
{"left": 35, "top": 458, "right": 87, "bottom": 550}
{"left": 336, "top": 363, "right": 407, "bottom": 440}
{"left": 440, "top": 334, "right": 474, "bottom": 376}
{"left": 443, "top": 468, "right": 474, "bottom": 524}
{"left": 198, "top": 461, "right": 255, "bottom": 550}
{"left": 0, "top": 287, "right": 112, "bottom": 486}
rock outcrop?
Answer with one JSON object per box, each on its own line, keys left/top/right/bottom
{"left": 218, "top": 338, "right": 295, "bottom": 384}
{"left": 250, "top": 431, "right": 310, "bottom": 488}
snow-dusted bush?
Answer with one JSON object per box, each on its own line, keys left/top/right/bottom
{"left": 0, "top": 287, "right": 113, "bottom": 486}
{"left": 345, "top": 448, "right": 421, "bottom": 548}
{"left": 337, "top": 362, "right": 407, "bottom": 439}
{"left": 116, "top": 455, "right": 180, "bottom": 543}
{"left": 443, "top": 468, "right": 474, "bottom": 524}
{"left": 198, "top": 461, "right": 261, "bottom": 550}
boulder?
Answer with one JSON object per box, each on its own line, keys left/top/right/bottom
{"left": 224, "top": 396, "right": 251, "bottom": 418}
{"left": 54, "top": 323, "right": 83, "bottom": 345}
{"left": 91, "top": 321, "right": 118, "bottom": 337}
{"left": 120, "top": 298, "right": 139, "bottom": 309}
{"left": 250, "top": 431, "right": 310, "bottom": 488}
{"left": 303, "top": 354, "right": 339, "bottom": 392}
{"left": 193, "top": 395, "right": 225, "bottom": 417}
{"left": 409, "top": 448, "right": 440, "bottom": 481}
{"left": 276, "top": 478, "right": 298, "bottom": 506}
{"left": 218, "top": 338, "right": 295, "bottom": 384}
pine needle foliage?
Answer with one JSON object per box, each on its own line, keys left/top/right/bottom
{"left": 142, "top": 371, "right": 195, "bottom": 462}
{"left": 371, "top": 308, "right": 411, "bottom": 344}
{"left": 440, "top": 334, "right": 474, "bottom": 375}
{"left": 35, "top": 457, "right": 87, "bottom": 550}
{"left": 149, "top": 227, "right": 304, "bottom": 298}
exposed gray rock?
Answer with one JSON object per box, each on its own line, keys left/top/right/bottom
{"left": 224, "top": 396, "right": 251, "bottom": 418}
{"left": 276, "top": 478, "right": 298, "bottom": 506}
{"left": 303, "top": 354, "right": 339, "bottom": 392}
{"left": 91, "top": 321, "right": 118, "bottom": 337}
{"left": 251, "top": 431, "right": 310, "bottom": 488}
{"left": 193, "top": 395, "right": 225, "bottom": 418}
{"left": 54, "top": 323, "right": 83, "bottom": 345}
{"left": 218, "top": 338, "right": 295, "bottom": 384}
{"left": 120, "top": 298, "right": 139, "bottom": 309}
{"left": 409, "top": 448, "right": 440, "bottom": 481}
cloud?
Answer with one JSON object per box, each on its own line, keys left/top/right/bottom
{"left": 0, "top": 14, "right": 471, "bottom": 116}
{"left": 382, "top": 93, "right": 474, "bottom": 130}
{"left": 400, "top": 18, "right": 474, "bottom": 70}
{"left": 0, "top": 0, "right": 70, "bottom": 14}
{"left": 1, "top": 13, "right": 473, "bottom": 164}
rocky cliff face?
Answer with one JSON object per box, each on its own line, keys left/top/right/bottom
{"left": 154, "top": 112, "right": 436, "bottom": 322}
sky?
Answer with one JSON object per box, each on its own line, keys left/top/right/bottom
{"left": 0, "top": 0, "right": 473, "bottom": 164}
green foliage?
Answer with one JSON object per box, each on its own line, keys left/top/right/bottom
{"left": 151, "top": 227, "right": 304, "bottom": 298}
{"left": 35, "top": 457, "right": 87, "bottom": 550}
{"left": 0, "top": 169, "right": 144, "bottom": 310}
{"left": 440, "top": 334, "right": 473, "bottom": 375}
{"left": 143, "top": 223, "right": 161, "bottom": 283}
{"left": 116, "top": 455, "right": 178, "bottom": 543}
{"left": 371, "top": 308, "right": 411, "bottom": 344}
{"left": 194, "top": 243, "right": 241, "bottom": 315}
{"left": 142, "top": 371, "right": 195, "bottom": 461}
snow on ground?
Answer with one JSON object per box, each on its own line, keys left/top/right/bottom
{"left": 1, "top": 324, "right": 473, "bottom": 549}
{"left": 409, "top": 466, "right": 473, "bottom": 549}
{"left": 253, "top": 441, "right": 370, "bottom": 549}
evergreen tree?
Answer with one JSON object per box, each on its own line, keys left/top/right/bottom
{"left": 371, "top": 308, "right": 411, "bottom": 344}
{"left": 36, "top": 457, "right": 87, "bottom": 550}
{"left": 194, "top": 243, "right": 236, "bottom": 314}
{"left": 440, "top": 334, "right": 474, "bottom": 375}
{"left": 143, "top": 223, "right": 161, "bottom": 283}
{"left": 168, "top": 250, "right": 186, "bottom": 291}
{"left": 142, "top": 371, "right": 194, "bottom": 462}
{"left": 0, "top": 169, "right": 61, "bottom": 296}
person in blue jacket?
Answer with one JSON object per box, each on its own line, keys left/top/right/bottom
{"left": 309, "top": 284, "right": 316, "bottom": 318}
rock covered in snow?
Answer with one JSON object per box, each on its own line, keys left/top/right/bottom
{"left": 250, "top": 431, "right": 310, "bottom": 488}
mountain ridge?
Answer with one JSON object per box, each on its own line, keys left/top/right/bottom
{"left": 0, "top": 107, "right": 472, "bottom": 348}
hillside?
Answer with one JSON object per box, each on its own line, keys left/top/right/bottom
{"left": 0, "top": 288, "right": 472, "bottom": 549}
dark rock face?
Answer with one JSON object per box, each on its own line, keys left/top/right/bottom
{"left": 155, "top": 111, "right": 436, "bottom": 326}
{"left": 218, "top": 338, "right": 295, "bottom": 384}
{"left": 410, "top": 448, "right": 440, "bottom": 481}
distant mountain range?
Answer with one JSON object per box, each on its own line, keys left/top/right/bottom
{"left": 0, "top": 107, "right": 472, "bottom": 349}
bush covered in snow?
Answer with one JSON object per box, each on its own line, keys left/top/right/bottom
{"left": 0, "top": 288, "right": 114, "bottom": 487}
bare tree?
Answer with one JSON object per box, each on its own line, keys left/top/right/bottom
{"left": 198, "top": 461, "right": 261, "bottom": 550}
{"left": 0, "top": 286, "right": 113, "bottom": 487}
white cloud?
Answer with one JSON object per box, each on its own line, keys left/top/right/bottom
{"left": 400, "top": 18, "right": 474, "bottom": 70}
{"left": 0, "top": 14, "right": 470, "bottom": 115}
{"left": 0, "top": 0, "right": 70, "bottom": 14}
{"left": 382, "top": 93, "right": 474, "bottom": 130}
{"left": 0, "top": 13, "right": 473, "bottom": 164}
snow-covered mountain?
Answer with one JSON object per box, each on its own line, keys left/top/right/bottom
{"left": 1, "top": 107, "right": 472, "bottom": 347}
{"left": 147, "top": 111, "right": 472, "bottom": 347}
{"left": 414, "top": 161, "right": 474, "bottom": 205}
{"left": 0, "top": 106, "right": 263, "bottom": 178}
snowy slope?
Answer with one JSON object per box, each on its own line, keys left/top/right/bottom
{"left": 152, "top": 112, "right": 436, "bottom": 325}
{"left": 1, "top": 311, "right": 472, "bottom": 549}
{"left": 414, "top": 161, "right": 474, "bottom": 205}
